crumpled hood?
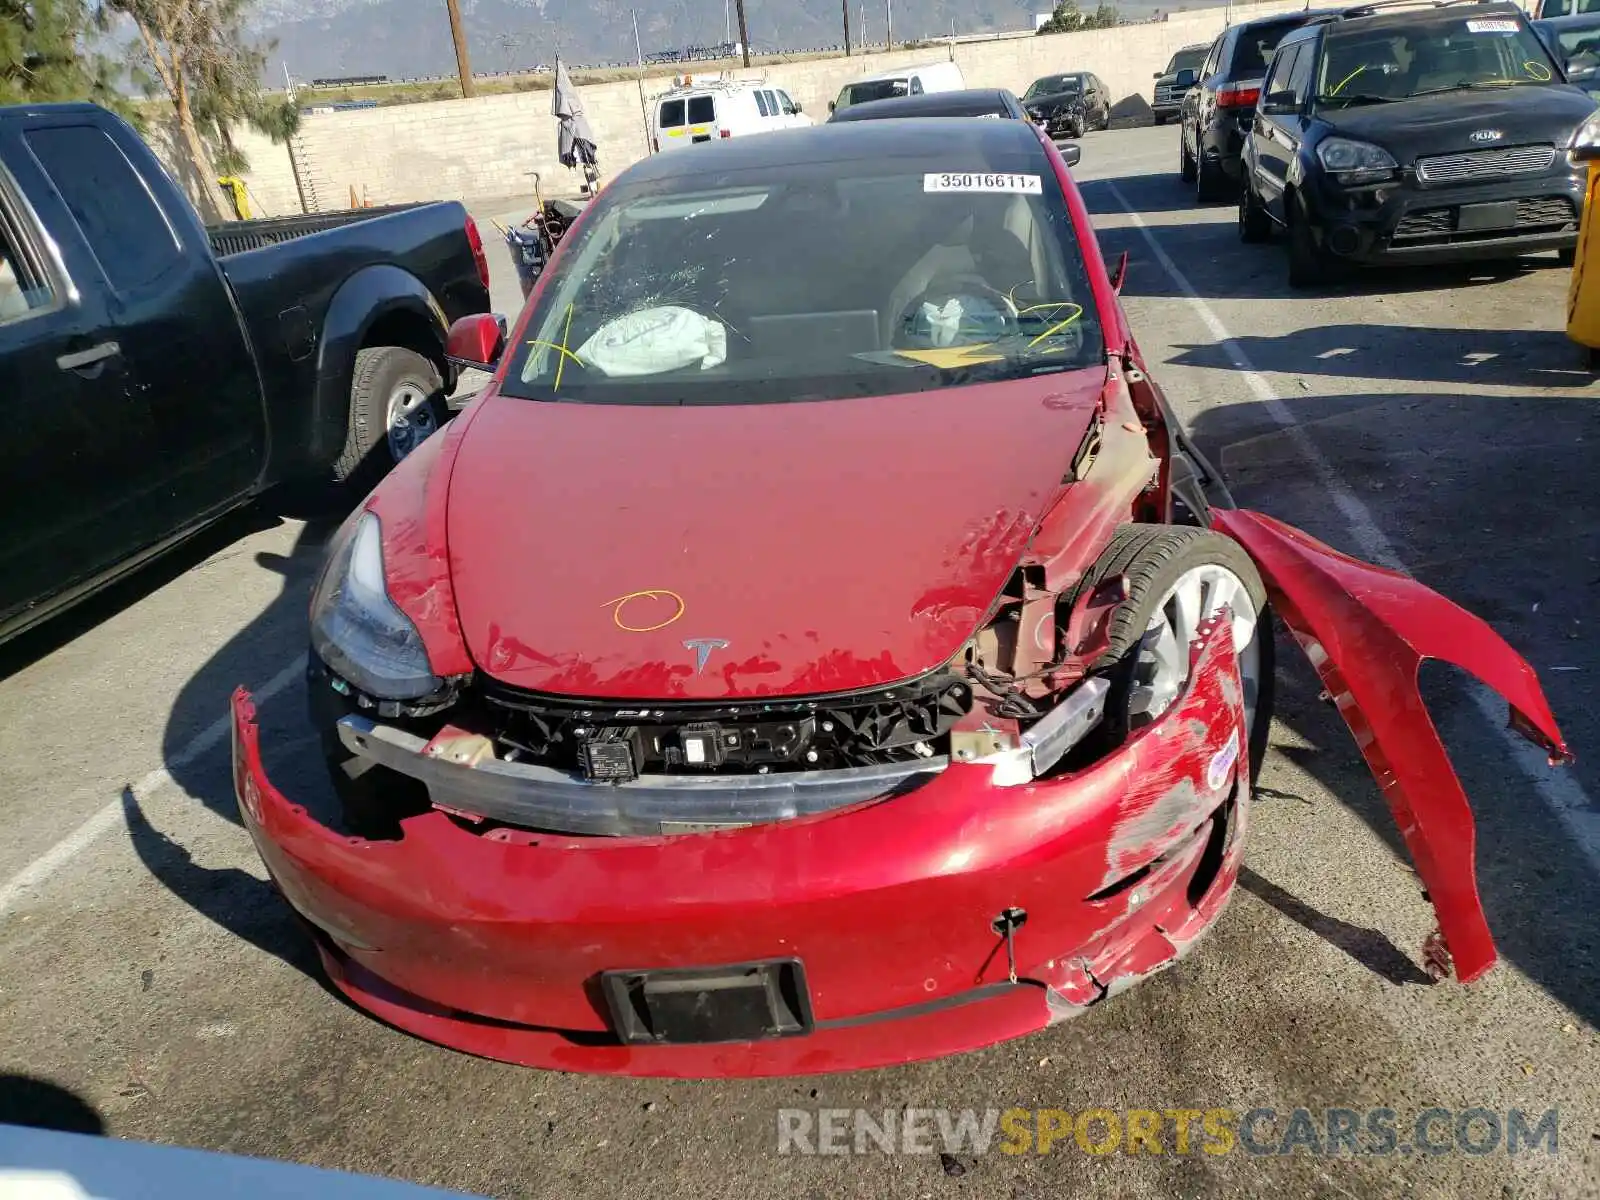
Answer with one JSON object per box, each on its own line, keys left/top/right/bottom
{"left": 1024, "top": 90, "right": 1087, "bottom": 116}
{"left": 445, "top": 369, "right": 1105, "bottom": 700}
{"left": 1329, "top": 84, "right": 1596, "bottom": 164}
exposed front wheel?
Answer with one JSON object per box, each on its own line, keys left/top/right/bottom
{"left": 1154, "top": 113, "right": 1168, "bottom": 127}
{"left": 1069, "top": 526, "right": 1275, "bottom": 782}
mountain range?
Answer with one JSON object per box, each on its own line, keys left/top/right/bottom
{"left": 249, "top": 0, "right": 1178, "bottom": 83}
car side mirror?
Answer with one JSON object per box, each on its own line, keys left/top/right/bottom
{"left": 1109, "top": 250, "right": 1129, "bottom": 294}
{"left": 1153, "top": 70, "right": 1163, "bottom": 79}
{"left": 828, "top": 99, "right": 837, "bottom": 113}
{"left": 1262, "top": 89, "right": 1298, "bottom": 113}
{"left": 1059, "top": 142, "right": 1082, "bottom": 167}
{"left": 446, "top": 313, "right": 506, "bottom": 371}
{"left": 1174, "top": 69, "right": 1198, "bottom": 88}
{"left": 792, "top": 101, "right": 803, "bottom": 113}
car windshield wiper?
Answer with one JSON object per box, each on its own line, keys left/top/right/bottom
{"left": 1413, "top": 80, "right": 1520, "bottom": 96}
{"left": 1317, "top": 92, "right": 1394, "bottom": 106}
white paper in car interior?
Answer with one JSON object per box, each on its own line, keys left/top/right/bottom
{"left": 576, "top": 306, "right": 729, "bottom": 376}
{"left": 1465, "top": 18, "right": 1518, "bottom": 32}
{"left": 924, "top": 172, "right": 1043, "bottom": 194}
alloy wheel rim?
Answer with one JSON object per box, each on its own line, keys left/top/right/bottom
{"left": 386, "top": 382, "right": 438, "bottom": 460}
{"left": 1128, "top": 563, "right": 1261, "bottom": 733}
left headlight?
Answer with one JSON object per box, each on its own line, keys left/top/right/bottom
{"left": 1316, "top": 136, "right": 1399, "bottom": 184}
{"left": 309, "top": 511, "right": 441, "bottom": 700}
{"left": 1570, "top": 108, "right": 1600, "bottom": 162}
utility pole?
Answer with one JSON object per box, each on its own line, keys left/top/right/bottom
{"left": 886, "top": 0, "right": 892, "bottom": 48}
{"left": 843, "top": 0, "right": 852, "bottom": 53}
{"left": 627, "top": 10, "right": 646, "bottom": 153}
{"left": 734, "top": 0, "right": 751, "bottom": 65}
{"left": 445, "top": 0, "right": 476, "bottom": 96}
{"left": 725, "top": 0, "right": 731, "bottom": 45}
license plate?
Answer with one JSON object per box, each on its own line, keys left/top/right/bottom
{"left": 1457, "top": 201, "right": 1519, "bottom": 232}
{"left": 600, "top": 959, "right": 813, "bottom": 1044}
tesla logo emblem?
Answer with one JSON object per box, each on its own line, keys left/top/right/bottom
{"left": 1469, "top": 129, "right": 1503, "bottom": 143}
{"left": 683, "top": 637, "right": 729, "bottom": 674}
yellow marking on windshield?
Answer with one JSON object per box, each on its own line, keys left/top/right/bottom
{"left": 1524, "top": 60, "right": 1554, "bottom": 80}
{"left": 554, "top": 303, "right": 577, "bottom": 389}
{"left": 1329, "top": 65, "right": 1366, "bottom": 96}
{"left": 1018, "top": 300, "right": 1086, "bottom": 348}
{"left": 526, "top": 340, "right": 586, "bottom": 369}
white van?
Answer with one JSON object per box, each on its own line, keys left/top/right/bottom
{"left": 651, "top": 79, "right": 812, "bottom": 152}
{"left": 829, "top": 61, "right": 966, "bottom": 116}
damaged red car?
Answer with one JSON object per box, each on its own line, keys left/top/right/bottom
{"left": 231, "top": 119, "right": 1571, "bottom": 1077}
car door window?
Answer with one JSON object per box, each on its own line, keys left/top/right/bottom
{"left": 778, "top": 90, "right": 798, "bottom": 114}
{"left": 686, "top": 95, "right": 716, "bottom": 125}
{"left": 1202, "top": 36, "right": 1224, "bottom": 79}
{"left": 0, "top": 213, "right": 52, "bottom": 323}
{"left": 659, "top": 98, "right": 686, "bottom": 128}
{"left": 1264, "top": 43, "right": 1303, "bottom": 107}
{"left": 755, "top": 89, "right": 770, "bottom": 117}
{"left": 23, "top": 125, "right": 181, "bottom": 294}
{"left": 1286, "top": 38, "right": 1317, "bottom": 105}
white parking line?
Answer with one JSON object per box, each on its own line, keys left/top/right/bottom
{"left": 1103, "top": 180, "right": 1600, "bottom": 877}
{"left": 0, "top": 654, "right": 307, "bottom": 919}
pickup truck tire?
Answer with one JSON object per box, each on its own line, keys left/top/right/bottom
{"left": 336, "top": 346, "right": 446, "bottom": 491}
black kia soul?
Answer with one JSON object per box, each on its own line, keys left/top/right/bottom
{"left": 1238, "top": 0, "right": 1598, "bottom": 287}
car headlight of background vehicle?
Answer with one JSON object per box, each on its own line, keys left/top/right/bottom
{"left": 309, "top": 511, "right": 441, "bottom": 700}
{"left": 1569, "top": 109, "right": 1600, "bottom": 162}
{"left": 1316, "top": 136, "right": 1399, "bottom": 184}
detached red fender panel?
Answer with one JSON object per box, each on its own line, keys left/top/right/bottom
{"left": 1213, "top": 509, "right": 1573, "bottom": 984}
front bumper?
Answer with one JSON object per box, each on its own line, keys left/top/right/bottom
{"left": 233, "top": 619, "right": 1252, "bottom": 1077}
{"left": 1300, "top": 161, "right": 1585, "bottom": 265}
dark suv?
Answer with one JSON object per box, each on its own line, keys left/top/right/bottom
{"left": 1238, "top": 0, "right": 1591, "bottom": 286}
{"left": 1153, "top": 43, "right": 1209, "bottom": 125}
{"left": 1180, "top": 9, "right": 1339, "bottom": 200}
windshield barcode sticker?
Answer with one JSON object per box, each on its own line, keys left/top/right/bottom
{"left": 1465, "top": 18, "right": 1518, "bottom": 32}
{"left": 925, "top": 172, "right": 1043, "bottom": 194}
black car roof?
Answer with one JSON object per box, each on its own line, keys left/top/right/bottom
{"left": 1233, "top": 6, "right": 1342, "bottom": 30}
{"left": 618, "top": 118, "right": 1050, "bottom": 185}
{"left": 830, "top": 88, "right": 1015, "bottom": 120}
{"left": 1322, "top": 0, "right": 1529, "bottom": 32}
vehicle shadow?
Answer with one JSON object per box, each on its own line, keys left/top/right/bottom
{"left": 0, "top": 1074, "right": 105, "bottom": 1135}
{"left": 1188, "top": 387, "right": 1600, "bottom": 1029}
{"left": 131, "top": 509, "right": 351, "bottom": 984}
{"left": 1169, "top": 322, "right": 1593, "bottom": 389}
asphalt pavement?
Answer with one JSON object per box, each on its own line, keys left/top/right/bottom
{"left": 1, "top": 125, "right": 1597, "bottom": 1199}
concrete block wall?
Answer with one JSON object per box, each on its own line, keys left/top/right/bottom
{"left": 143, "top": 118, "right": 305, "bottom": 218}
{"left": 255, "top": 0, "right": 1537, "bottom": 211}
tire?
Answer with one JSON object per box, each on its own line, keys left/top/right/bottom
{"left": 1238, "top": 176, "right": 1271, "bottom": 244}
{"left": 1180, "top": 127, "right": 1197, "bottom": 183}
{"left": 1064, "top": 525, "right": 1275, "bottom": 782}
{"left": 1154, "top": 113, "right": 1167, "bottom": 127}
{"left": 1557, "top": 247, "right": 1577, "bottom": 268}
{"left": 1287, "top": 198, "right": 1336, "bottom": 289}
{"left": 335, "top": 346, "right": 447, "bottom": 494}
{"left": 1195, "top": 148, "right": 1226, "bottom": 203}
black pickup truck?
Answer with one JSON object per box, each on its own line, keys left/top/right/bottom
{"left": 0, "top": 102, "right": 491, "bottom": 643}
